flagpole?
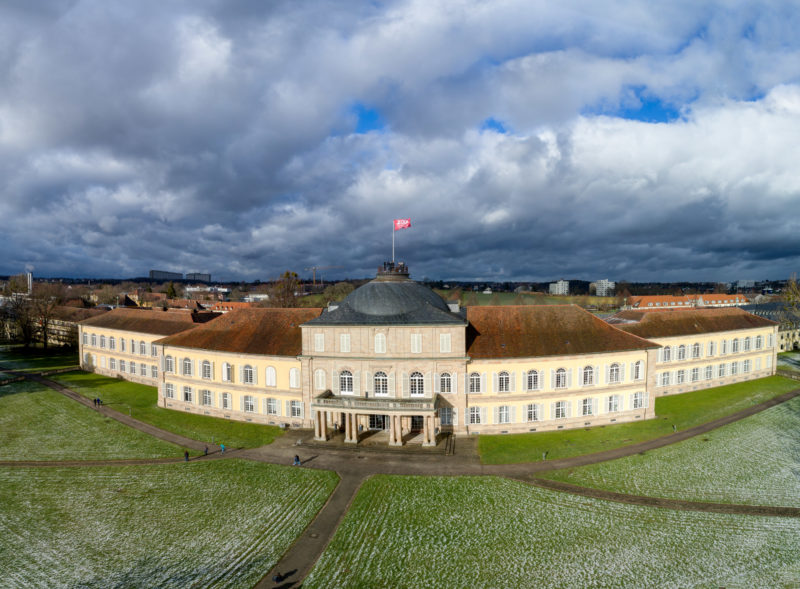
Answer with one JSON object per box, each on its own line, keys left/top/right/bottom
{"left": 392, "top": 221, "right": 395, "bottom": 263}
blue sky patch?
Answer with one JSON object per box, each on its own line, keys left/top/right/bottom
{"left": 351, "top": 102, "right": 386, "bottom": 133}
{"left": 584, "top": 86, "right": 682, "bottom": 123}
{"left": 481, "top": 117, "right": 509, "bottom": 133}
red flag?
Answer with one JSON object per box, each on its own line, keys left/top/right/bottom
{"left": 393, "top": 218, "right": 411, "bottom": 231}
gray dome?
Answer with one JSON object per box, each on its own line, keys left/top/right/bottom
{"left": 343, "top": 279, "right": 451, "bottom": 317}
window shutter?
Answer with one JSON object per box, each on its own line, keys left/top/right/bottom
{"left": 433, "top": 373, "right": 439, "bottom": 394}
{"left": 492, "top": 372, "right": 498, "bottom": 393}
{"left": 285, "top": 400, "right": 291, "bottom": 417}
{"left": 365, "top": 372, "right": 372, "bottom": 394}
{"left": 452, "top": 373, "right": 457, "bottom": 395}
{"left": 211, "top": 361, "right": 215, "bottom": 380}
{"left": 239, "top": 366, "right": 244, "bottom": 383}
{"left": 592, "top": 366, "right": 599, "bottom": 385}
{"left": 521, "top": 371, "right": 528, "bottom": 392}
{"left": 658, "top": 348, "right": 664, "bottom": 362}
{"left": 493, "top": 406, "right": 499, "bottom": 424}
{"left": 192, "top": 360, "right": 197, "bottom": 377}
{"left": 299, "top": 402, "right": 304, "bottom": 418}
{"left": 464, "top": 373, "right": 469, "bottom": 393}
{"left": 510, "top": 406, "right": 517, "bottom": 423}
{"left": 425, "top": 372, "right": 431, "bottom": 395}
{"left": 550, "top": 369, "right": 555, "bottom": 390}
{"left": 353, "top": 371, "right": 360, "bottom": 395}
{"left": 567, "top": 369, "right": 572, "bottom": 388}
{"left": 644, "top": 393, "right": 650, "bottom": 409}
{"left": 333, "top": 371, "right": 339, "bottom": 394}
{"left": 619, "top": 363, "right": 626, "bottom": 382}
{"left": 464, "top": 408, "right": 469, "bottom": 425}
{"left": 592, "top": 398, "right": 599, "bottom": 415}
{"left": 604, "top": 364, "right": 610, "bottom": 384}
{"left": 566, "top": 401, "right": 571, "bottom": 418}
{"left": 510, "top": 372, "right": 516, "bottom": 393}
{"left": 550, "top": 402, "right": 555, "bottom": 419}
{"left": 253, "top": 366, "right": 258, "bottom": 385}
{"left": 388, "top": 372, "right": 395, "bottom": 396}
{"left": 481, "top": 373, "right": 487, "bottom": 393}
{"left": 480, "top": 407, "right": 487, "bottom": 424}
{"left": 402, "top": 372, "right": 409, "bottom": 397}
{"left": 452, "top": 407, "right": 458, "bottom": 426}
{"left": 239, "top": 395, "right": 244, "bottom": 412}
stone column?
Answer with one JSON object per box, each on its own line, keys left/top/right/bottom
{"left": 423, "top": 415, "right": 434, "bottom": 446}
{"left": 345, "top": 412, "right": 358, "bottom": 444}
{"left": 388, "top": 414, "right": 400, "bottom": 446}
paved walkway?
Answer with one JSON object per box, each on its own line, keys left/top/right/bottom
{"left": 5, "top": 368, "right": 800, "bottom": 589}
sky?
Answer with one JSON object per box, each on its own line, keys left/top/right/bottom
{"left": 2, "top": 1, "right": 800, "bottom": 283}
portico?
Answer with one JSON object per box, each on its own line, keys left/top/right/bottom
{"left": 312, "top": 391, "right": 439, "bottom": 446}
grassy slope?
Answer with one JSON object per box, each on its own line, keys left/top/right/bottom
{"left": 0, "top": 461, "right": 338, "bottom": 589}
{"left": 0, "top": 344, "right": 78, "bottom": 373}
{"left": 305, "top": 476, "right": 800, "bottom": 589}
{"left": 50, "top": 371, "right": 284, "bottom": 448}
{"left": 540, "top": 396, "right": 800, "bottom": 506}
{"left": 0, "top": 380, "right": 183, "bottom": 460}
{"left": 479, "top": 376, "right": 799, "bottom": 464}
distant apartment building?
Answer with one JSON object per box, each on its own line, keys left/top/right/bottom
{"left": 149, "top": 270, "right": 183, "bottom": 281}
{"left": 549, "top": 280, "right": 569, "bottom": 295}
{"left": 186, "top": 273, "right": 211, "bottom": 282}
{"left": 594, "top": 279, "right": 616, "bottom": 297}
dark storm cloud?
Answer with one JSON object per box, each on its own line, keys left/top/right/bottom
{"left": 2, "top": 1, "right": 800, "bottom": 282}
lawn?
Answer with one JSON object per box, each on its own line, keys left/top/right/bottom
{"left": 479, "top": 376, "right": 799, "bottom": 464}
{"left": 0, "top": 379, "right": 182, "bottom": 460}
{"left": 0, "top": 460, "right": 338, "bottom": 588}
{"left": 304, "top": 475, "right": 800, "bottom": 588}
{"left": 777, "top": 351, "right": 800, "bottom": 373}
{"left": 0, "top": 344, "right": 78, "bottom": 373}
{"left": 49, "top": 371, "right": 284, "bottom": 448}
{"left": 541, "top": 395, "right": 800, "bottom": 506}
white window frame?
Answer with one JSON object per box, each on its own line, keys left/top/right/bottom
{"left": 498, "top": 371, "right": 510, "bottom": 393}
{"left": 165, "top": 356, "right": 174, "bottom": 373}
{"left": 497, "top": 405, "right": 510, "bottom": 424}
{"left": 469, "top": 372, "right": 482, "bottom": 393}
{"left": 165, "top": 383, "right": 174, "bottom": 399}
{"left": 202, "top": 389, "right": 212, "bottom": 406}
{"left": 243, "top": 395, "right": 255, "bottom": 413}
{"left": 554, "top": 401, "right": 567, "bottom": 419}
{"left": 289, "top": 368, "right": 300, "bottom": 389}
{"left": 606, "top": 395, "right": 620, "bottom": 413}
{"left": 527, "top": 370, "right": 539, "bottom": 391}
{"left": 183, "top": 386, "right": 192, "bottom": 403}
{"left": 582, "top": 398, "right": 593, "bottom": 416}
{"left": 182, "top": 358, "right": 192, "bottom": 377}
{"left": 439, "top": 372, "right": 451, "bottom": 393}
{"left": 609, "top": 363, "right": 620, "bottom": 384}
{"left": 267, "top": 398, "right": 279, "bottom": 415}
{"left": 439, "top": 407, "right": 453, "bottom": 426}
{"left": 374, "top": 333, "right": 386, "bottom": 354}
{"left": 222, "top": 392, "right": 231, "bottom": 410}
{"left": 582, "top": 365, "right": 594, "bottom": 386}
{"left": 202, "top": 360, "right": 212, "bottom": 380}
{"left": 469, "top": 406, "right": 482, "bottom": 424}
{"left": 223, "top": 362, "right": 232, "bottom": 382}
{"left": 410, "top": 371, "right": 424, "bottom": 396}
{"left": 526, "top": 403, "right": 540, "bottom": 422}
{"left": 633, "top": 361, "right": 643, "bottom": 381}
{"left": 555, "top": 368, "right": 567, "bottom": 389}
{"left": 632, "top": 392, "right": 645, "bottom": 410}
{"left": 314, "top": 369, "right": 326, "bottom": 390}
{"left": 374, "top": 371, "right": 388, "bottom": 395}
{"left": 243, "top": 365, "right": 254, "bottom": 385}
{"left": 340, "top": 370, "right": 354, "bottom": 394}
{"left": 290, "top": 400, "right": 303, "bottom": 418}
{"left": 314, "top": 333, "right": 324, "bottom": 352}
{"left": 266, "top": 366, "right": 277, "bottom": 387}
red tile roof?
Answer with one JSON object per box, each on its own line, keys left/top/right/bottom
{"left": 210, "top": 301, "right": 259, "bottom": 312}
{"left": 52, "top": 306, "right": 109, "bottom": 322}
{"left": 155, "top": 307, "right": 323, "bottom": 356}
{"left": 611, "top": 307, "right": 776, "bottom": 338}
{"left": 79, "top": 308, "right": 219, "bottom": 336}
{"left": 465, "top": 305, "right": 656, "bottom": 359}
{"left": 630, "top": 295, "right": 694, "bottom": 308}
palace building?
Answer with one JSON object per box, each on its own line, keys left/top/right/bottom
{"left": 78, "top": 262, "right": 778, "bottom": 446}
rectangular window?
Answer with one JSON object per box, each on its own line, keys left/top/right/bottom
{"left": 527, "top": 404, "right": 540, "bottom": 422}
{"left": 267, "top": 398, "right": 279, "bottom": 415}
{"left": 100, "top": 336, "right": 106, "bottom": 349}
{"left": 222, "top": 393, "right": 231, "bottom": 410}
{"left": 440, "top": 333, "right": 452, "bottom": 353}
{"left": 139, "top": 341, "right": 146, "bottom": 355}
{"left": 676, "top": 370, "right": 685, "bottom": 384}
{"left": 411, "top": 333, "right": 422, "bottom": 354}
{"left": 705, "top": 365, "right": 713, "bottom": 380}
{"left": 130, "top": 362, "right": 136, "bottom": 375}
{"left": 721, "top": 340, "right": 728, "bottom": 355}
{"left": 606, "top": 395, "right": 619, "bottom": 413}
{"left": 109, "top": 358, "right": 116, "bottom": 370}
{"left": 659, "top": 372, "right": 670, "bottom": 387}
{"left": 718, "top": 363, "right": 726, "bottom": 378}
{"left": 554, "top": 401, "right": 567, "bottom": 419}
{"left": 244, "top": 395, "right": 255, "bottom": 413}
{"left": 183, "top": 386, "right": 192, "bottom": 403}
{"left": 223, "top": 363, "right": 232, "bottom": 382}
{"left": 91, "top": 334, "right": 96, "bottom": 346}
{"left": 374, "top": 333, "right": 386, "bottom": 354}
{"left": 691, "top": 367, "right": 699, "bottom": 382}
{"left": 469, "top": 406, "right": 482, "bottom": 424}
{"left": 291, "top": 401, "right": 303, "bottom": 418}
{"left": 498, "top": 405, "right": 510, "bottom": 424}
{"left": 82, "top": 332, "right": 88, "bottom": 345}
{"left": 743, "top": 359, "right": 751, "bottom": 373}
{"left": 633, "top": 392, "right": 644, "bottom": 409}
{"left": 151, "top": 344, "right": 158, "bottom": 357}
{"left": 202, "top": 390, "right": 212, "bottom": 406}
{"left": 151, "top": 365, "right": 158, "bottom": 379}
{"left": 582, "top": 398, "right": 593, "bottom": 416}
{"left": 121, "top": 339, "right": 126, "bottom": 352}
{"left": 109, "top": 337, "right": 116, "bottom": 351}
{"left": 439, "top": 407, "right": 453, "bottom": 425}
{"left": 340, "top": 333, "right": 350, "bottom": 353}
{"left": 165, "top": 383, "right": 174, "bottom": 399}
{"left": 119, "top": 360, "right": 126, "bottom": 372}
{"left": 314, "top": 333, "right": 324, "bottom": 352}
{"left": 290, "top": 368, "right": 300, "bottom": 389}
{"left": 708, "top": 341, "right": 715, "bottom": 356}
{"left": 730, "top": 361, "right": 738, "bottom": 375}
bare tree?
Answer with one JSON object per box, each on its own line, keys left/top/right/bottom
{"left": 270, "top": 271, "right": 300, "bottom": 307}
{"left": 31, "top": 283, "right": 65, "bottom": 348}
{"left": 8, "top": 295, "right": 35, "bottom": 347}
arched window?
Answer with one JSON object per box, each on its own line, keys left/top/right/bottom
{"left": 243, "top": 364, "right": 254, "bottom": 384}
{"left": 609, "top": 363, "right": 620, "bottom": 384}
{"left": 182, "top": 358, "right": 192, "bottom": 376}
{"left": 527, "top": 370, "right": 539, "bottom": 390}
{"left": 410, "top": 371, "right": 424, "bottom": 396}
{"left": 692, "top": 342, "right": 701, "bottom": 358}
{"left": 165, "top": 356, "right": 174, "bottom": 373}
{"left": 732, "top": 338, "right": 739, "bottom": 353}
{"left": 469, "top": 372, "right": 482, "bottom": 393}
{"left": 374, "top": 371, "right": 388, "bottom": 395}
{"left": 340, "top": 370, "right": 353, "bottom": 393}
{"left": 555, "top": 368, "right": 567, "bottom": 389}
{"left": 374, "top": 333, "right": 386, "bottom": 353}
{"left": 633, "top": 360, "right": 643, "bottom": 381}
{"left": 663, "top": 346, "right": 671, "bottom": 362}
{"left": 265, "top": 366, "right": 277, "bottom": 387}
{"left": 582, "top": 365, "right": 594, "bottom": 386}
{"left": 498, "top": 371, "right": 510, "bottom": 393}
{"left": 314, "top": 369, "right": 326, "bottom": 390}
{"left": 439, "top": 372, "right": 451, "bottom": 393}
{"left": 677, "top": 345, "right": 686, "bottom": 360}
{"left": 201, "top": 360, "right": 211, "bottom": 379}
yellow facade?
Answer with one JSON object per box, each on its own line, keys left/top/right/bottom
{"left": 79, "top": 324, "right": 162, "bottom": 386}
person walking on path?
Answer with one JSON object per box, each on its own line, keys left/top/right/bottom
{"left": 220, "top": 443, "right": 225, "bottom": 454}
{"left": 293, "top": 454, "right": 301, "bottom": 466}
{"left": 184, "top": 450, "right": 189, "bottom": 462}
{"left": 204, "top": 446, "right": 208, "bottom": 456}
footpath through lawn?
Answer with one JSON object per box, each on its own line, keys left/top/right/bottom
{"left": 479, "top": 376, "right": 799, "bottom": 464}
{"left": 50, "top": 371, "right": 284, "bottom": 449}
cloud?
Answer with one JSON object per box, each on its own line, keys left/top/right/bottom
{"left": 1, "top": 0, "right": 800, "bottom": 283}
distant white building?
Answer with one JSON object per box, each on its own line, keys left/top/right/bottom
{"left": 243, "top": 293, "right": 271, "bottom": 303}
{"left": 549, "top": 280, "right": 569, "bottom": 295}
{"left": 594, "top": 279, "right": 616, "bottom": 297}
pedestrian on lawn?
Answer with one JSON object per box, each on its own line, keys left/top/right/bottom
{"left": 204, "top": 446, "right": 208, "bottom": 456}
{"left": 184, "top": 450, "right": 189, "bottom": 462}
{"left": 220, "top": 443, "right": 225, "bottom": 454}
{"left": 293, "top": 455, "right": 301, "bottom": 466}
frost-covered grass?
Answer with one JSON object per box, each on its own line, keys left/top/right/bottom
{"left": 480, "top": 376, "right": 799, "bottom": 464}
{"left": 0, "top": 380, "right": 181, "bottom": 460}
{"left": 778, "top": 351, "right": 800, "bottom": 373}
{"left": 542, "top": 396, "right": 800, "bottom": 506}
{"left": 51, "top": 371, "right": 283, "bottom": 448}
{"left": 0, "top": 344, "right": 78, "bottom": 373}
{"left": 305, "top": 475, "right": 800, "bottom": 589}
{"left": 0, "top": 460, "right": 338, "bottom": 588}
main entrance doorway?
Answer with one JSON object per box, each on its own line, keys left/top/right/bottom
{"left": 410, "top": 415, "right": 424, "bottom": 432}
{"left": 369, "top": 414, "right": 388, "bottom": 430}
